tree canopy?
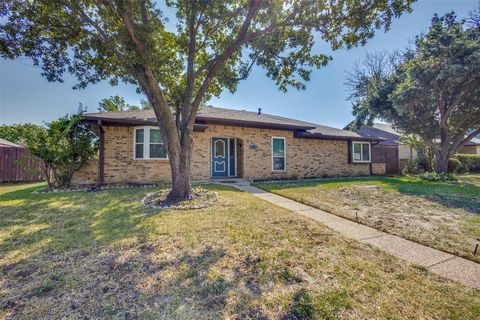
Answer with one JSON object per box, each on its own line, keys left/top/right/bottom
{"left": 346, "top": 12, "right": 480, "bottom": 173}
{"left": 1, "top": 0, "right": 414, "bottom": 200}
{"left": 28, "top": 110, "right": 98, "bottom": 189}
{"left": 98, "top": 95, "right": 140, "bottom": 112}
{"left": 0, "top": 123, "right": 45, "bottom": 146}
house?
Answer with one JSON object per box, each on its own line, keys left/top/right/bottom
{"left": 345, "top": 123, "right": 417, "bottom": 174}
{"left": 457, "top": 137, "right": 480, "bottom": 155}
{"left": 72, "top": 106, "right": 386, "bottom": 185}
{"left": 0, "top": 137, "right": 23, "bottom": 148}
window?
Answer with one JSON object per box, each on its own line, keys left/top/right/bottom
{"left": 134, "top": 127, "right": 168, "bottom": 159}
{"left": 272, "top": 137, "right": 286, "bottom": 171}
{"left": 352, "top": 141, "right": 371, "bottom": 163}
{"left": 135, "top": 129, "right": 144, "bottom": 159}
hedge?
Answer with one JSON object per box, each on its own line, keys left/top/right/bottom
{"left": 453, "top": 154, "right": 480, "bottom": 173}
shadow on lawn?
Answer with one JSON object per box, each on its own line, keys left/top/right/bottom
{"left": 1, "top": 184, "right": 274, "bottom": 318}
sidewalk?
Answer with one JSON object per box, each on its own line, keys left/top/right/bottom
{"left": 230, "top": 182, "right": 480, "bottom": 290}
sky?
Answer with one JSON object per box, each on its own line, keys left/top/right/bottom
{"left": 0, "top": 0, "right": 476, "bottom": 128}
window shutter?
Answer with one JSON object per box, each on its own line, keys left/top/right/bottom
{"left": 347, "top": 140, "right": 352, "bottom": 164}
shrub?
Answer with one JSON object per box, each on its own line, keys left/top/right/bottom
{"left": 418, "top": 172, "right": 457, "bottom": 182}
{"left": 455, "top": 154, "right": 480, "bottom": 173}
{"left": 402, "top": 160, "right": 417, "bottom": 175}
{"left": 28, "top": 109, "right": 98, "bottom": 190}
{"left": 448, "top": 158, "right": 462, "bottom": 173}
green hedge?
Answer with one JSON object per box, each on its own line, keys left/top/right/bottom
{"left": 453, "top": 154, "right": 480, "bottom": 173}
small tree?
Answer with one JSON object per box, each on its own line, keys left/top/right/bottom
{"left": 28, "top": 110, "right": 98, "bottom": 190}
{"left": 398, "top": 134, "right": 434, "bottom": 171}
{"left": 346, "top": 13, "right": 480, "bottom": 173}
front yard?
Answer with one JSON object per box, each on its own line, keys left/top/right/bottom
{"left": 255, "top": 175, "right": 480, "bottom": 264}
{"left": 1, "top": 182, "right": 479, "bottom": 319}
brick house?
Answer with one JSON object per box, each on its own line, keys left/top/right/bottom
{"left": 345, "top": 123, "right": 418, "bottom": 175}
{"left": 457, "top": 137, "right": 480, "bottom": 155}
{"left": 72, "top": 106, "right": 385, "bottom": 185}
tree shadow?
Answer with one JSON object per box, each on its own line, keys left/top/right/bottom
{"left": 0, "top": 183, "right": 272, "bottom": 318}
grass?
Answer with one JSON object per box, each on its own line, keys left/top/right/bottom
{"left": 0, "top": 182, "right": 479, "bottom": 319}
{"left": 254, "top": 174, "right": 480, "bottom": 264}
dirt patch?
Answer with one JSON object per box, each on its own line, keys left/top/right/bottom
{"left": 142, "top": 188, "right": 218, "bottom": 210}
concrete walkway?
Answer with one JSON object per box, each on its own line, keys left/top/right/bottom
{"left": 230, "top": 182, "right": 480, "bottom": 290}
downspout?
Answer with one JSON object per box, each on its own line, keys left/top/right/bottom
{"left": 97, "top": 120, "right": 105, "bottom": 186}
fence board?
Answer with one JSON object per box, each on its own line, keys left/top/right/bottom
{"left": 0, "top": 147, "right": 45, "bottom": 182}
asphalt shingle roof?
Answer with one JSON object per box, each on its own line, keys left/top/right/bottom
{"left": 356, "top": 123, "right": 400, "bottom": 145}
{"left": 84, "top": 106, "right": 370, "bottom": 140}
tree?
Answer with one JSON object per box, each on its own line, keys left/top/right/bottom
{"left": 0, "top": 123, "right": 45, "bottom": 146}
{"left": 346, "top": 13, "right": 480, "bottom": 173}
{"left": 98, "top": 95, "right": 140, "bottom": 112}
{"left": 0, "top": 0, "right": 414, "bottom": 201}
{"left": 398, "top": 133, "right": 433, "bottom": 171}
{"left": 28, "top": 110, "right": 98, "bottom": 190}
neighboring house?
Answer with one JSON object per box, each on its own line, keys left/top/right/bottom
{"left": 457, "top": 137, "right": 480, "bottom": 155}
{"left": 0, "top": 138, "right": 45, "bottom": 182}
{"left": 72, "top": 106, "right": 385, "bottom": 185}
{"left": 0, "top": 137, "right": 23, "bottom": 148}
{"left": 345, "top": 123, "right": 417, "bottom": 174}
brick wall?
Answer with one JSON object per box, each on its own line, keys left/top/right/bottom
{"left": 72, "top": 124, "right": 374, "bottom": 184}
{"left": 372, "top": 163, "right": 386, "bottom": 175}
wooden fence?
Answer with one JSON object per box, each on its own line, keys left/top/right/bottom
{"left": 0, "top": 147, "right": 45, "bottom": 182}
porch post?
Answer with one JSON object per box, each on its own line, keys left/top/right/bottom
{"left": 97, "top": 120, "right": 105, "bottom": 185}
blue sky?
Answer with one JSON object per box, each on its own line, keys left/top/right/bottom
{"left": 0, "top": 0, "right": 476, "bottom": 128}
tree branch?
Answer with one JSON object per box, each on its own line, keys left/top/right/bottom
{"left": 180, "top": 2, "right": 198, "bottom": 135}
{"left": 114, "top": 1, "right": 150, "bottom": 64}
{"left": 186, "top": 0, "right": 261, "bottom": 130}
{"left": 65, "top": 1, "right": 126, "bottom": 63}
{"left": 457, "top": 127, "right": 480, "bottom": 149}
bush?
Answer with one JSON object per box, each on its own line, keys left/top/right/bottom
{"left": 418, "top": 172, "right": 457, "bottom": 182}
{"left": 455, "top": 154, "right": 480, "bottom": 173}
{"left": 402, "top": 160, "right": 417, "bottom": 175}
{"left": 448, "top": 158, "right": 462, "bottom": 173}
{"left": 28, "top": 109, "right": 98, "bottom": 190}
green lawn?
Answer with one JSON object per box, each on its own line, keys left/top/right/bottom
{"left": 255, "top": 175, "right": 480, "bottom": 264}
{"left": 1, "top": 182, "right": 479, "bottom": 319}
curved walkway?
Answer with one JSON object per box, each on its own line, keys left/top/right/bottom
{"left": 230, "top": 182, "right": 480, "bottom": 290}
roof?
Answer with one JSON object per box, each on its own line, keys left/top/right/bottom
{"left": 0, "top": 138, "right": 23, "bottom": 148}
{"left": 465, "top": 137, "right": 480, "bottom": 146}
{"left": 355, "top": 123, "right": 400, "bottom": 145}
{"left": 83, "top": 106, "right": 377, "bottom": 141}
{"left": 352, "top": 123, "right": 480, "bottom": 146}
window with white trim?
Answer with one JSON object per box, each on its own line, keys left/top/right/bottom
{"left": 134, "top": 127, "right": 167, "bottom": 159}
{"left": 272, "top": 137, "right": 286, "bottom": 171}
{"left": 352, "top": 141, "right": 371, "bottom": 163}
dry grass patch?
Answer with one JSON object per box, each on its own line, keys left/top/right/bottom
{"left": 0, "top": 182, "right": 479, "bottom": 319}
{"left": 255, "top": 175, "right": 480, "bottom": 263}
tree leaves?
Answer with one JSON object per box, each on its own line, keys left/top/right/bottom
{"left": 346, "top": 11, "right": 480, "bottom": 172}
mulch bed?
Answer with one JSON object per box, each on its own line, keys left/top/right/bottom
{"left": 142, "top": 188, "right": 219, "bottom": 210}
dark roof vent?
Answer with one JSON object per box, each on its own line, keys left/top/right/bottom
{"left": 257, "top": 108, "right": 262, "bottom": 115}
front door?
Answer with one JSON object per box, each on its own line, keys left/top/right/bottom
{"left": 212, "top": 138, "right": 228, "bottom": 177}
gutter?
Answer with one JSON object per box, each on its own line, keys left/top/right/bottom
{"left": 293, "top": 131, "right": 385, "bottom": 142}
{"left": 83, "top": 116, "right": 208, "bottom": 132}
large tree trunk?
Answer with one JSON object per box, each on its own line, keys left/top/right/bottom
{"left": 435, "top": 153, "right": 449, "bottom": 173}
{"left": 166, "top": 133, "right": 195, "bottom": 201}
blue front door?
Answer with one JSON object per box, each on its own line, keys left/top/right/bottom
{"left": 212, "top": 138, "right": 228, "bottom": 177}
